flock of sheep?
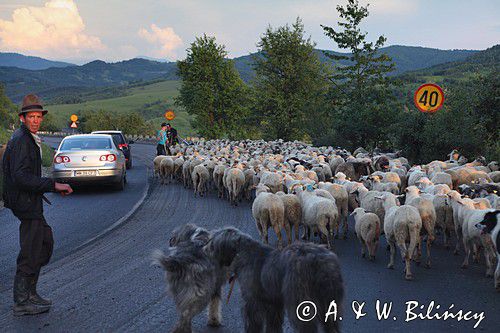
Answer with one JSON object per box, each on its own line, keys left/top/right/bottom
{"left": 153, "top": 140, "right": 500, "bottom": 288}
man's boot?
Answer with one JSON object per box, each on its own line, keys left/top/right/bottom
{"left": 29, "top": 272, "right": 52, "bottom": 306}
{"left": 13, "top": 275, "right": 50, "bottom": 316}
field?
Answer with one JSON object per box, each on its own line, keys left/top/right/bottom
{"left": 47, "top": 80, "right": 196, "bottom": 137}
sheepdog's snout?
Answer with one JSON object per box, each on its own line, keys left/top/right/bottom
{"left": 474, "top": 222, "right": 486, "bottom": 231}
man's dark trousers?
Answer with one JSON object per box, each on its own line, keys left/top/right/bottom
{"left": 17, "top": 217, "right": 53, "bottom": 278}
{"left": 156, "top": 144, "right": 166, "bottom": 156}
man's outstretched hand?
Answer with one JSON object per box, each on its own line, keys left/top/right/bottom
{"left": 55, "top": 182, "right": 73, "bottom": 196}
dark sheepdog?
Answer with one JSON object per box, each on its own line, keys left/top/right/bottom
{"left": 475, "top": 210, "right": 500, "bottom": 291}
{"left": 205, "top": 227, "right": 344, "bottom": 333}
{"left": 152, "top": 224, "right": 226, "bottom": 333}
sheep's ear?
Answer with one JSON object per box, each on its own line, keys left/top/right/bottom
{"left": 493, "top": 190, "right": 497, "bottom": 194}
{"left": 347, "top": 177, "right": 351, "bottom": 181}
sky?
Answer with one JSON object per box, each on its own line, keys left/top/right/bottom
{"left": 0, "top": 0, "right": 498, "bottom": 64}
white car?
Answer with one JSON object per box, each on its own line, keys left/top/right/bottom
{"left": 52, "top": 134, "right": 127, "bottom": 190}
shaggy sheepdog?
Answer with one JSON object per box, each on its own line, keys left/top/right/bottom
{"left": 152, "top": 224, "right": 226, "bottom": 333}
{"left": 205, "top": 227, "right": 344, "bottom": 333}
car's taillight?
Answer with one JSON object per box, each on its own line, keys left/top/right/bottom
{"left": 118, "top": 143, "right": 128, "bottom": 149}
{"left": 54, "top": 156, "right": 70, "bottom": 164}
{"left": 100, "top": 154, "right": 116, "bottom": 162}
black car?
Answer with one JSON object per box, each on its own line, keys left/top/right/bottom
{"left": 91, "top": 130, "right": 134, "bottom": 169}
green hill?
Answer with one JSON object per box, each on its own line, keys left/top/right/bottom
{"left": 399, "top": 44, "right": 499, "bottom": 85}
{"left": 1, "top": 58, "right": 178, "bottom": 102}
{"left": 1, "top": 45, "right": 479, "bottom": 102}
{"left": 47, "top": 80, "right": 195, "bottom": 137}
{"left": 232, "top": 45, "right": 478, "bottom": 81}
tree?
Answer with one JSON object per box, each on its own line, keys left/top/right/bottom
{"left": 320, "top": 0, "right": 398, "bottom": 149}
{"left": 79, "top": 110, "right": 147, "bottom": 135}
{"left": 176, "top": 35, "right": 249, "bottom": 139}
{"left": 394, "top": 72, "right": 499, "bottom": 163}
{"left": 0, "top": 84, "right": 16, "bottom": 129}
{"left": 39, "top": 112, "right": 59, "bottom": 132}
{"left": 253, "top": 18, "right": 327, "bottom": 141}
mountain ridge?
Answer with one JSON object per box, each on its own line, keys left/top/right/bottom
{"left": 0, "top": 52, "right": 75, "bottom": 70}
{"left": 0, "top": 45, "right": 482, "bottom": 102}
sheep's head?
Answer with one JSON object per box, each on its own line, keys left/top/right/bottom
{"left": 350, "top": 207, "right": 365, "bottom": 217}
{"left": 474, "top": 156, "right": 487, "bottom": 166}
{"left": 405, "top": 186, "right": 421, "bottom": 195}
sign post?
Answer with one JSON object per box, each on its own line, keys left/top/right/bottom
{"left": 414, "top": 83, "right": 445, "bottom": 113}
{"left": 70, "top": 114, "right": 78, "bottom": 133}
{"left": 164, "top": 110, "right": 175, "bottom": 121}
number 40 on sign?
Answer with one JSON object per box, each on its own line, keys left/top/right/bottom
{"left": 414, "top": 83, "right": 444, "bottom": 113}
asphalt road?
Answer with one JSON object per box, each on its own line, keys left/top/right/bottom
{"left": 0, "top": 140, "right": 498, "bottom": 332}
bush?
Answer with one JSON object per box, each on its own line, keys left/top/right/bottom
{"left": 41, "top": 143, "right": 54, "bottom": 168}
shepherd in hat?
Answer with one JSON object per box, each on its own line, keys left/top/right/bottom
{"left": 2, "top": 94, "right": 73, "bottom": 316}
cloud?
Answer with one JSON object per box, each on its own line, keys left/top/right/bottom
{"left": 138, "top": 24, "right": 183, "bottom": 59}
{"left": 0, "top": 0, "right": 105, "bottom": 58}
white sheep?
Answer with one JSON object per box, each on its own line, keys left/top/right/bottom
{"left": 173, "top": 156, "right": 184, "bottom": 181}
{"left": 473, "top": 198, "right": 492, "bottom": 209}
{"left": 408, "top": 170, "right": 427, "bottom": 187}
{"left": 432, "top": 194, "right": 454, "bottom": 249}
{"left": 276, "top": 191, "right": 302, "bottom": 241}
{"left": 431, "top": 172, "right": 453, "bottom": 188}
{"left": 259, "top": 171, "right": 283, "bottom": 193}
{"left": 460, "top": 207, "right": 497, "bottom": 277}
{"left": 159, "top": 156, "right": 174, "bottom": 185}
{"left": 404, "top": 186, "right": 436, "bottom": 268}
{"left": 488, "top": 171, "right": 500, "bottom": 183}
{"left": 182, "top": 159, "right": 192, "bottom": 188}
{"left": 213, "top": 164, "right": 226, "bottom": 198}
{"left": 318, "top": 182, "right": 349, "bottom": 239}
{"left": 243, "top": 169, "right": 257, "bottom": 201}
{"left": 329, "top": 156, "right": 345, "bottom": 174}
{"left": 351, "top": 185, "right": 386, "bottom": 231}
{"left": 226, "top": 168, "right": 245, "bottom": 206}
{"left": 377, "top": 193, "right": 422, "bottom": 280}
{"left": 380, "top": 171, "right": 402, "bottom": 190}
{"left": 333, "top": 171, "right": 348, "bottom": 184}
{"left": 192, "top": 164, "right": 210, "bottom": 197}
{"left": 294, "top": 186, "right": 338, "bottom": 249}
{"left": 252, "top": 190, "right": 288, "bottom": 249}
{"left": 153, "top": 155, "right": 166, "bottom": 178}
{"left": 351, "top": 207, "right": 380, "bottom": 260}
{"left": 369, "top": 175, "right": 399, "bottom": 194}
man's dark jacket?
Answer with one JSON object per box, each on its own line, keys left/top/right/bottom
{"left": 2, "top": 123, "right": 55, "bottom": 219}
{"left": 167, "top": 127, "right": 178, "bottom": 145}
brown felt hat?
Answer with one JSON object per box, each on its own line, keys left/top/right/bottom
{"left": 19, "top": 94, "right": 48, "bottom": 116}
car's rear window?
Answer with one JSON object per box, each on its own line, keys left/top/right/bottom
{"left": 93, "top": 133, "right": 125, "bottom": 146}
{"left": 60, "top": 138, "right": 113, "bottom": 150}
{"left": 110, "top": 134, "right": 125, "bottom": 146}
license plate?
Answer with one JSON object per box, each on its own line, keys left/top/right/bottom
{"left": 75, "top": 170, "right": 97, "bottom": 176}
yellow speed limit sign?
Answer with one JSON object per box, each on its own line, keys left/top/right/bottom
{"left": 70, "top": 114, "right": 78, "bottom": 122}
{"left": 164, "top": 110, "right": 175, "bottom": 121}
{"left": 414, "top": 83, "right": 444, "bottom": 113}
